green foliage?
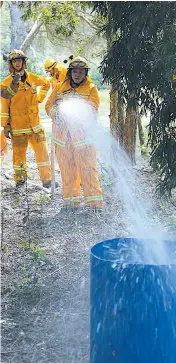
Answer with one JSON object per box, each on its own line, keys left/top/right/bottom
{"left": 16, "top": 239, "right": 49, "bottom": 288}
{"left": 26, "top": 61, "right": 45, "bottom": 76}
{"left": 16, "top": 1, "right": 106, "bottom": 72}
{"left": 90, "top": 67, "right": 108, "bottom": 90}
{"left": 35, "top": 192, "right": 51, "bottom": 204}
{"left": 1, "top": 244, "right": 8, "bottom": 253}
{"left": 1, "top": 1, "right": 106, "bottom": 86}
{"left": 19, "top": 1, "right": 85, "bottom": 36}
{"left": 94, "top": 1, "right": 176, "bottom": 195}
{"left": 14, "top": 161, "right": 25, "bottom": 178}
{"left": 14, "top": 199, "right": 19, "bottom": 206}
{"left": 139, "top": 144, "right": 149, "bottom": 159}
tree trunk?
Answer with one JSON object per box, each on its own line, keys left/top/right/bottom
{"left": 2, "top": 2, "right": 42, "bottom": 61}
{"left": 110, "top": 89, "right": 125, "bottom": 145}
{"left": 20, "top": 18, "right": 43, "bottom": 53}
{"left": 137, "top": 110, "right": 145, "bottom": 154}
{"left": 124, "top": 103, "right": 137, "bottom": 163}
{"left": 106, "top": 25, "right": 118, "bottom": 138}
{"left": 110, "top": 85, "right": 118, "bottom": 135}
{"left": 106, "top": 23, "right": 125, "bottom": 145}
{"left": 117, "top": 95, "right": 125, "bottom": 145}
{"left": 9, "top": 2, "right": 30, "bottom": 49}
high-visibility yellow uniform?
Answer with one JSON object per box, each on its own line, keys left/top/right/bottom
{"left": 1, "top": 82, "right": 18, "bottom": 99}
{"left": 1, "top": 71, "right": 51, "bottom": 183}
{"left": 0, "top": 82, "right": 19, "bottom": 156}
{"left": 0, "top": 128, "right": 7, "bottom": 156}
{"left": 45, "top": 77, "right": 103, "bottom": 207}
{"left": 51, "top": 62, "right": 67, "bottom": 89}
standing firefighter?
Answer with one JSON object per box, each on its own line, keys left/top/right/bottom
{"left": 1, "top": 49, "right": 51, "bottom": 187}
{"left": 45, "top": 55, "right": 103, "bottom": 211}
{"left": 44, "top": 59, "right": 67, "bottom": 89}
{"left": 0, "top": 74, "right": 21, "bottom": 156}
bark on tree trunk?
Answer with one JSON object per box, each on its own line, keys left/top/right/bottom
{"left": 110, "top": 85, "right": 118, "bottom": 136}
{"left": 110, "top": 88, "right": 125, "bottom": 145}
{"left": 137, "top": 110, "right": 145, "bottom": 154}
{"left": 124, "top": 103, "right": 137, "bottom": 163}
{"left": 106, "top": 25, "right": 125, "bottom": 145}
{"left": 20, "top": 18, "right": 43, "bottom": 53}
{"left": 106, "top": 26, "right": 118, "bottom": 137}
{"left": 117, "top": 95, "right": 125, "bottom": 145}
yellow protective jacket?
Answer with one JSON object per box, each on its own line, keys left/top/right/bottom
{"left": 1, "top": 71, "right": 50, "bottom": 135}
{"left": 0, "top": 82, "right": 18, "bottom": 99}
{"left": 51, "top": 63, "right": 67, "bottom": 89}
{"left": 45, "top": 77, "right": 100, "bottom": 119}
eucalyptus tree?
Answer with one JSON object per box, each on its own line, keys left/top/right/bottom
{"left": 94, "top": 1, "right": 176, "bottom": 195}
{"left": 17, "top": 1, "right": 106, "bottom": 63}
{"left": 1, "top": 1, "right": 106, "bottom": 82}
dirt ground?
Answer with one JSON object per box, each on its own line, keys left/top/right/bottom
{"left": 1, "top": 118, "right": 176, "bottom": 363}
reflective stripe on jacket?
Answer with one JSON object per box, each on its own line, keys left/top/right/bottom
{"left": 0, "top": 82, "right": 18, "bottom": 99}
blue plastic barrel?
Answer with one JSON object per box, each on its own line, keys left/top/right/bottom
{"left": 90, "top": 238, "right": 176, "bottom": 363}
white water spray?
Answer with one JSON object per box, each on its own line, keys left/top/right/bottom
{"left": 55, "top": 97, "right": 173, "bottom": 265}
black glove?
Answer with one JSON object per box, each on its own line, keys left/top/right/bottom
{"left": 12, "top": 73, "right": 21, "bottom": 85}
{"left": 4, "top": 125, "right": 12, "bottom": 139}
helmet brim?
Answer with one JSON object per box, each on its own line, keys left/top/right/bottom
{"left": 69, "top": 66, "right": 89, "bottom": 70}
{"left": 9, "top": 56, "right": 28, "bottom": 62}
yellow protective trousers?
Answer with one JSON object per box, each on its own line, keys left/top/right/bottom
{"left": 54, "top": 124, "right": 103, "bottom": 207}
{"left": 1, "top": 130, "right": 7, "bottom": 156}
{"left": 11, "top": 130, "right": 51, "bottom": 182}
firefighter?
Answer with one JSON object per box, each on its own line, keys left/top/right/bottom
{"left": 1, "top": 49, "right": 51, "bottom": 187}
{"left": 44, "top": 59, "right": 67, "bottom": 89}
{"left": 0, "top": 74, "right": 21, "bottom": 156}
{"left": 45, "top": 55, "right": 103, "bottom": 211}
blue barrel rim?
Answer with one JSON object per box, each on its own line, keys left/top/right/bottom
{"left": 90, "top": 237, "right": 176, "bottom": 266}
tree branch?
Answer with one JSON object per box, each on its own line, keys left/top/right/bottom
{"left": 78, "top": 13, "right": 99, "bottom": 30}
{"left": 20, "top": 17, "right": 43, "bottom": 53}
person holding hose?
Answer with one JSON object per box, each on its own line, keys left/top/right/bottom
{"left": 1, "top": 49, "right": 51, "bottom": 187}
{"left": 45, "top": 55, "right": 103, "bottom": 212}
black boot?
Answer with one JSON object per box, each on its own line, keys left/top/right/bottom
{"left": 86, "top": 206, "right": 103, "bottom": 213}
{"left": 16, "top": 180, "right": 26, "bottom": 187}
{"left": 59, "top": 205, "right": 81, "bottom": 214}
{"left": 42, "top": 181, "right": 51, "bottom": 189}
{"left": 42, "top": 181, "right": 59, "bottom": 189}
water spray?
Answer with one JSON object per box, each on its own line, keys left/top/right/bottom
{"left": 54, "top": 97, "right": 176, "bottom": 363}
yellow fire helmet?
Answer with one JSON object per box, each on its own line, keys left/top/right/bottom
{"left": 68, "top": 56, "right": 89, "bottom": 69}
{"left": 8, "top": 49, "right": 28, "bottom": 62}
{"left": 44, "top": 59, "right": 57, "bottom": 72}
